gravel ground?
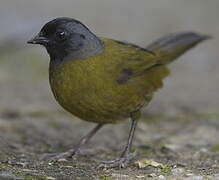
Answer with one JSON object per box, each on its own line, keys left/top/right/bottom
{"left": 0, "top": 40, "right": 218, "bottom": 179}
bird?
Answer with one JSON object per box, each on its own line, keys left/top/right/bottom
{"left": 27, "top": 17, "right": 210, "bottom": 168}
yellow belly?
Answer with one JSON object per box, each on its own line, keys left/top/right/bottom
{"left": 49, "top": 60, "right": 153, "bottom": 124}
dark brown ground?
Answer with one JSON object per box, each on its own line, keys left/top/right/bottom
{"left": 0, "top": 47, "right": 219, "bottom": 180}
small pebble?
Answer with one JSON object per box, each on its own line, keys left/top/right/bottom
{"left": 136, "top": 175, "right": 145, "bottom": 178}
{"left": 171, "top": 168, "right": 185, "bottom": 176}
{"left": 16, "top": 162, "right": 28, "bottom": 167}
{"left": 183, "top": 176, "right": 203, "bottom": 180}
{"left": 111, "top": 173, "right": 129, "bottom": 178}
{"left": 57, "top": 158, "right": 67, "bottom": 162}
{"left": 186, "top": 173, "right": 194, "bottom": 177}
{"left": 148, "top": 173, "right": 156, "bottom": 177}
{"left": 46, "top": 177, "right": 56, "bottom": 180}
{"left": 48, "top": 162, "right": 53, "bottom": 166}
{"left": 158, "top": 175, "right": 166, "bottom": 180}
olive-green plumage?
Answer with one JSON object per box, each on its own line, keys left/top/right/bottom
{"left": 28, "top": 17, "right": 210, "bottom": 167}
{"left": 49, "top": 34, "right": 209, "bottom": 124}
{"left": 49, "top": 38, "right": 167, "bottom": 123}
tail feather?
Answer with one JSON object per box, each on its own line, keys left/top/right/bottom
{"left": 147, "top": 32, "right": 211, "bottom": 65}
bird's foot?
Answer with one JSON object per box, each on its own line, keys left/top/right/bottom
{"left": 41, "top": 148, "right": 97, "bottom": 162}
{"left": 50, "top": 149, "right": 77, "bottom": 162}
{"left": 97, "top": 151, "right": 136, "bottom": 169}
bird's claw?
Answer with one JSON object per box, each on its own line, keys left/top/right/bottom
{"left": 41, "top": 148, "right": 99, "bottom": 162}
{"left": 97, "top": 151, "right": 136, "bottom": 169}
{"left": 50, "top": 151, "right": 77, "bottom": 162}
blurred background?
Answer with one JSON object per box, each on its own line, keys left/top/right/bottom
{"left": 0, "top": 1, "right": 219, "bottom": 179}
{"left": 0, "top": 0, "right": 218, "bottom": 116}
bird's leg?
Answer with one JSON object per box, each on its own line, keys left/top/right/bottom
{"left": 98, "top": 111, "right": 140, "bottom": 168}
{"left": 51, "top": 124, "right": 103, "bottom": 161}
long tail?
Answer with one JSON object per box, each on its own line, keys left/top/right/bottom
{"left": 147, "top": 32, "right": 211, "bottom": 65}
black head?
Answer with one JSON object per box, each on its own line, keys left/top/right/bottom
{"left": 28, "top": 17, "right": 104, "bottom": 61}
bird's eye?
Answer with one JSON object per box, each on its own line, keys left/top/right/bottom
{"left": 55, "top": 31, "right": 67, "bottom": 41}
